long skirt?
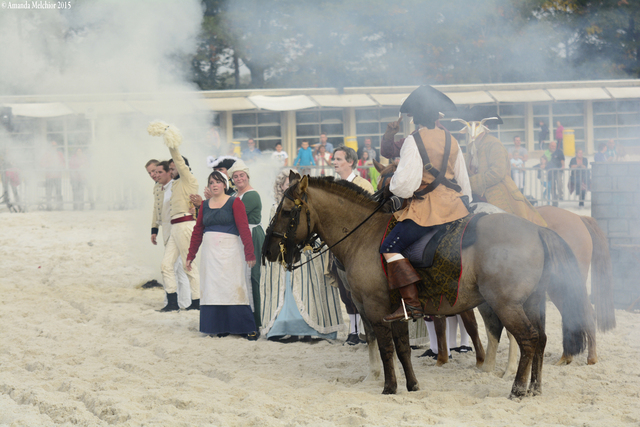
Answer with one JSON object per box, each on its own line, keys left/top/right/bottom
{"left": 260, "top": 247, "right": 344, "bottom": 337}
{"left": 248, "top": 224, "right": 265, "bottom": 328}
{"left": 200, "top": 232, "right": 256, "bottom": 335}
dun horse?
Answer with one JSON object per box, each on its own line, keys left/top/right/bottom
{"left": 375, "top": 160, "right": 616, "bottom": 373}
{"left": 263, "top": 173, "right": 591, "bottom": 398}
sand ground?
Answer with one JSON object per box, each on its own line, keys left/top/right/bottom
{"left": 0, "top": 210, "right": 639, "bottom": 427}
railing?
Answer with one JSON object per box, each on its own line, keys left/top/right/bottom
{"left": 514, "top": 167, "right": 591, "bottom": 208}
{"left": 0, "top": 166, "right": 590, "bottom": 213}
{"left": 293, "top": 165, "right": 591, "bottom": 208}
{"left": 0, "top": 169, "right": 144, "bottom": 212}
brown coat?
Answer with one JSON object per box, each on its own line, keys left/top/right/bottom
{"left": 467, "top": 133, "right": 547, "bottom": 227}
{"left": 395, "top": 128, "right": 469, "bottom": 227}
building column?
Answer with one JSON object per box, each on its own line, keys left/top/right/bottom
{"left": 282, "top": 110, "right": 296, "bottom": 161}
{"left": 585, "top": 100, "right": 594, "bottom": 155}
{"left": 525, "top": 103, "right": 534, "bottom": 152}
{"left": 221, "top": 111, "right": 233, "bottom": 147}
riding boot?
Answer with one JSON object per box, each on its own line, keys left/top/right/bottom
{"left": 158, "top": 292, "right": 179, "bottom": 312}
{"left": 383, "top": 258, "right": 424, "bottom": 322}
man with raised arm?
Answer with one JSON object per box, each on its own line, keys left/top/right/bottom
{"left": 147, "top": 121, "right": 201, "bottom": 312}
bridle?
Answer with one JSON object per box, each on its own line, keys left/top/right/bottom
{"left": 263, "top": 185, "right": 319, "bottom": 270}
{"left": 263, "top": 180, "right": 387, "bottom": 271}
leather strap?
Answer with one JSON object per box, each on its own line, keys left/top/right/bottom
{"left": 412, "top": 129, "right": 461, "bottom": 198}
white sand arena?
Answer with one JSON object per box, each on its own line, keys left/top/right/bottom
{"left": 1, "top": 210, "right": 639, "bottom": 426}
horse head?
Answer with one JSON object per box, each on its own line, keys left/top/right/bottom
{"left": 262, "top": 171, "right": 317, "bottom": 270}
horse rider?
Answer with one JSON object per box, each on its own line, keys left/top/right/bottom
{"left": 459, "top": 108, "right": 547, "bottom": 227}
{"left": 379, "top": 85, "right": 471, "bottom": 323}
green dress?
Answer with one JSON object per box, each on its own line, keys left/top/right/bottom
{"left": 239, "top": 190, "right": 265, "bottom": 328}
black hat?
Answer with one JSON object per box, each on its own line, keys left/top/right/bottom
{"left": 207, "top": 155, "right": 237, "bottom": 170}
{"left": 400, "top": 85, "right": 457, "bottom": 128}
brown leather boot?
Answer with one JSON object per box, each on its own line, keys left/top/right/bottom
{"left": 383, "top": 258, "right": 424, "bottom": 322}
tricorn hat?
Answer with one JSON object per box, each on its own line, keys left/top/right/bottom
{"left": 400, "top": 85, "right": 457, "bottom": 128}
{"left": 207, "top": 155, "right": 238, "bottom": 170}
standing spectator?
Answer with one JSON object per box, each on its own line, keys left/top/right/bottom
{"left": 538, "top": 120, "right": 549, "bottom": 150}
{"left": 510, "top": 151, "right": 525, "bottom": 192}
{"left": 186, "top": 171, "right": 257, "bottom": 339}
{"left": 357, "top": 150, "right": 372, "bottom": 181}
{"left": 569, "top": 149, "right": 589, "bottom": 208}
{"left": 0, "top": 150, "right": 20, "bottom": 208}
{"left": 535, "top": 156, "right": 551, "bottom": 204}
{"left": 69, "top": 148, "right": 88, "bottom": 210}
{"left": 228, "top": 160, "right": 265, "bottom": 332}
{"left": 317, "top": 132, "right": 334, "bottom": 154}
{"left": 242, "top": 138, "right": 261, "bottom": 163}
{"left": 293, "top": 140, "right": 316, "bottom": 175}
{"left": 331, "top": 146, "right": 373, "bottom": 344}
{"left": 315, "top": 144, "right": 332, "bottom": 176}
{"left": 546, "top": 141, "right": 565, "bottom": 207}
{"left": 43, "top": 141, "right": 65, "bottom": 211}
{"left": 358, "top": 137, "right": 379, "bottom": 162}
{"left": 605, "top": 139, "right": 618, "bottom": 161}
{"left": 271, "top": 142, "right": 288, "bottom": 167}
{"left": 555, "top": 120, "right": 564, "bottom": 151}
{"left": 594, "top": 143, "right": 607, "bottom": 162}
{"left": 508, "top": 136, "right": 528, "bottom": 161}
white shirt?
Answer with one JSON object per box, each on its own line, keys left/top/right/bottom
{"left": 271, "top": 150, "right": 288, "bottom": 166}
{"left": 390, "top": 133, "right": 472, "bottom": 200}
{"left": 346, "top": 172, "right": 356, "bottom": 182}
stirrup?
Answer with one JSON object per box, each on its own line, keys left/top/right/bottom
{"left": 401, "top": 299, "right": 424, "bottom": 321}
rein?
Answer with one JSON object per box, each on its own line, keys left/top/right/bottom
{"left": 265, "top": 184, "right": 387, "bottom": 271}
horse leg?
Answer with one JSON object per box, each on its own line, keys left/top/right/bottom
{"left": 548, "top": 290, "right": 597, "bottom": 366}
{"left": 459, "top": 309, "right": 485, "bottom": 367}
{"left": 371, "top": 322, "right": 398, "bottom": 394}
{"left": 524, "top": 289, "right": 547, "bottom": 396}
{"left": 477, "top": 302, "right": 503, "bottom": 373}
{"left": 490, "top": 304, "right": 539, "bottom": 399}
{"left": 433, "top": 316, "right": 449, "bottom": 366}
{"left": 391, "top": 322, "right": 420, "bottom": 392}
{"left": 503, "top": 332, "right": 519, "bottom": 378}
{"left": 361, "top": 316, "right": 382, "bottom": 381}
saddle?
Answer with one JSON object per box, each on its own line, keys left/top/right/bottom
{"left": 382, "top": 213, "right": 487, "bottom": 308}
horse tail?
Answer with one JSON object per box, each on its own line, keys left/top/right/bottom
{"left": 538, "top": 227, "right": 590, "bottom": 356}
{"left": 580, "top": 216, "right": 616, "bottom": 332}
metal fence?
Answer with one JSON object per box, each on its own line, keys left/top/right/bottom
{"left": 296, "top": 165, "right": 591, "bottom": 208}
{"left": 0, "top": 166, "right": 591, "bottom": 213}
{"left": 0, "top": 169, "right": 144, "bottom": 213}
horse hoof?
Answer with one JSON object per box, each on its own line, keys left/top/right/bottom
{"left": 587, "top": 357, "right": 597, "bottom": 365}
{"left": 554, "top": 356, "right": 571, "bottom": 366}
{"left": 407, "top": 382, "right": 420, "bottom": 392}
{"left": 382, "top": 387, "right": 397, "bottom": 395}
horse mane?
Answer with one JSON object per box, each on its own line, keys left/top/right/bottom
{"left": 306, "top": 176, "right": 379, "bottom": 209}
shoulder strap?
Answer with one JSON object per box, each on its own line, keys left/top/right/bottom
{"left": 412, "top": 129, "right": 461, "bottom": 198}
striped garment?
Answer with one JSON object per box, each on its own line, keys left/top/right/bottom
{"left": 260, "top": 246, "right": 345, "bottom": 336}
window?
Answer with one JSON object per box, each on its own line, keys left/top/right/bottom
{"left": 232, "top": 111, "right": 282, "bottom": 151}
{"left": 295, "top": 109, "right": 343, "bottom": 149}
{"left": 533, "top": 102, "right": 585, "bottom": 151}
{"left": 593, "top": 100, "right": 640, "bottom": 147}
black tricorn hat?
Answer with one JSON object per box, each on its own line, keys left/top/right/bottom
{"left": 400, "top": 85, "right": 457, "bottom": 128}
{"left": 457, "top": 106, "right": 503, "bottom": 126}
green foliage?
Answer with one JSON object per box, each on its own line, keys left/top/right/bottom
{"left": 191, "top": 0, "right": 640, "bottom": 90}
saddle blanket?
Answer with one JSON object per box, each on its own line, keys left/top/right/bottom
{"left": 381, "top": 213, "right": 485, "bottom": 308}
